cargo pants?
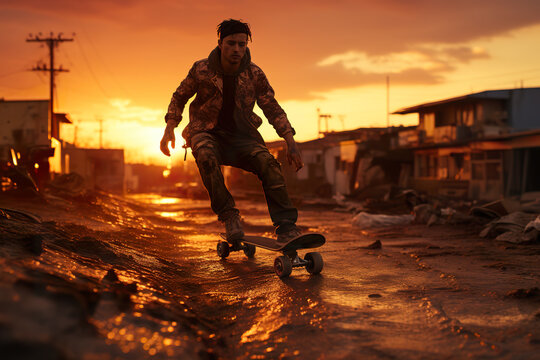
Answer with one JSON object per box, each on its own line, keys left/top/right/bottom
{"left": 190, "top": 131, "right": 298, "bottom": 234}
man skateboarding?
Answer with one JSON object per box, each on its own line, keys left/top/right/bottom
{"left": 160, "top": 19, "right": 303, "bottom": 245}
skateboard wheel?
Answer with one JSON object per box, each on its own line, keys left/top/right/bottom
{"left": 243, "top": 243, "right": 256, "bottom": 258}
{"left": 217, "top": 241, "right": 230, "bottom": 258}
{"left": 274, "top": 256, "right": 292, "bottom": 278}
{"left": 304, "top": 252, "right": 323, "bottom": 275}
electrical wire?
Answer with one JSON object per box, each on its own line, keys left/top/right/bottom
{"left": 79, "top": 31, "right": 134, "bottom": 99}
{"left": 75, "top": 36, "right": 111, "bottom": 99}
{"left": 447, "top": 66, "right": 540, "bottom": 83}
{"left": 0, "top": 69, "right": 28, "bottom": 79}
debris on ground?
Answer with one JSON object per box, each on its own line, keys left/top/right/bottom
{"left": 47, "top": 172, "right": 86, "bottom": 197}
{"left": 413, "top": 204, "right": 439, "bottom": 225}
{"left": 480, "top": 212, "right": 539, "bottom": 244}
{"left": 352, "top": 212, "right": 413, "bottom": 228}
{"left": 343, "top": 185, "right": 540, "bottom": 247}
{"left": 470, "top": 198, "right": 522, "bottom": 219}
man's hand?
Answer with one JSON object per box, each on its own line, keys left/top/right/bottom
{"left": 283, "top": 132, "right": 303, "bottom": 172}
{"left": 160, "top": 122, "right": 176, "bottom": 157}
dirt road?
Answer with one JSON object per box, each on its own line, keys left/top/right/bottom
{"left": 1, "top": 192, "right": 539, "bottom": 359}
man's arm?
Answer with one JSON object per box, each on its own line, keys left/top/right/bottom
{"left": 254, "top": 68, "right": 295, "bottom": 138}
{"left": 161, "top": 64, "right": 199, "bottom": 156}
{"left": 254, "top": 68, "right": 303, "bottom": 171}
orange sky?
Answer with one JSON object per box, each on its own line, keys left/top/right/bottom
{"left": 2, "top": 0, "right": 540, "bottom": 165}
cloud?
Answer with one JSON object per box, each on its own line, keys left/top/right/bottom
{"left": 3, "top": 0, "right": 540, "bottom": 100}
{"left": 310, "top": 45, "right": 490, "bottom": 91}
{"left": 317, "top": 49, "right": 456, "bottom": 74}
{"left": 440, "top": 46, "right": 490, "bottom": 63}
{"left": 1, "top": 0, "right": 140, "bottom": 17}
{"left": 273, "top": 62, "right": 444, "bottom": 101}
{"left": 109, "top": 98, "right": 162, "bottom": 123}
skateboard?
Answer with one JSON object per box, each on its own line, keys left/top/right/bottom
{"left": 217, "top": 233, "right": 326, "bottom": 278}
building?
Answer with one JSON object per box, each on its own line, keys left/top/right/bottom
{"left": 224, "top": 126, "right": 414, "bottom": 198}
{"left": 63, "top": 147, "right": 125, "bottom": 194}
{"left": 0, "top": 99, "right": 71, "bottom": 187}
{"left": 394, "top": 87, "right": 540, "bottom": 200}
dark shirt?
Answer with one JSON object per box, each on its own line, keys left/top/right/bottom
{"left": 216, "top": 74, "right": 237, "bottom": 132}
{"left": 213, "top": 74, "right": 265, "bottom": 145}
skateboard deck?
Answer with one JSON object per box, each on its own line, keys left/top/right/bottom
{"left": 242, "top": 233, "right": 325, "bottom": 252}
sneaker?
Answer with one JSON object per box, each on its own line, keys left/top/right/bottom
{"left": 224, "top": 215, "right": 244, "bottom": 242}
{"left": 276, "top": 227, "right": 301, "bottom": 244}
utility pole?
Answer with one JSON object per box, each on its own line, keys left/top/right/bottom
{"left": 99, "top": 118, "right": 103, "bottom": 148}
{"left": 26, "top": 32, "right": 73, "bottom": 139}
{"left": 73, "top": 123, "right": 78, "bottom": 147}
{"left": 386, "top": 75, "right": 390, "bottom": 129}
{"left": 317, "top": 108, "right": 332, "bottom": 137}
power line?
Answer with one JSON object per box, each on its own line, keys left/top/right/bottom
{"left": 0, "top": 69, "right": 27, "bottom": 79}
{"left": 79, "top": 31, "right": 133, "bottom": 99}
{"left": 75, "top": 35, "right": 111, "bottom": 99}
{"left": 458, "top": 67, "right": 540, "bottom": 81}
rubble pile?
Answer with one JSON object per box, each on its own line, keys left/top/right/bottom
{"left": 480, "top": 212, "right": 540, "bottom": 244}
{"left": 347, "top": 186, "right": 540, "bottom": 245}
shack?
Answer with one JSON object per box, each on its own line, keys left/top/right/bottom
{"left": 394, "top": 87, "right": 540, "bottom": 200}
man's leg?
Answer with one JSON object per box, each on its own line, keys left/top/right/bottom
{"left": 191, "top": 133, "right": 243, "bottom": 240}
{"left": 244, "top": 149, "right": 299, "bottom": 240}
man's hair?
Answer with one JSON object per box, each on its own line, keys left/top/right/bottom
{"left": 217, "top": 19, "right": 252, "bottom": 41}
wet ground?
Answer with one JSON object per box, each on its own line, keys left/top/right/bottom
{"left": 0, "top": 191, "right": 539, "bottom": 359}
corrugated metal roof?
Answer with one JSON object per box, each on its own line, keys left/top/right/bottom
{"left": 392, "top": 87, "right": 540, "bottom": 114}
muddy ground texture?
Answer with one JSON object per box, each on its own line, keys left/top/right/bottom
{"left": 0, "top": 189, "right": 539, "bottom": 360}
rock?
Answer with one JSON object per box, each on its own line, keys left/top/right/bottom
{"left": 427, "top": 213, "right": 439, "bottom": 227}
{"left": 102, "top": 268, "right": 119, "bottom": 283}
{"left": 506, "top": 287, "right": 540, "bottom": 299}
{"left": 368, "top": 294, "right": 382, "bottom": 298}
{"left": 365, "top": 240, "right": 382, "bottom": 249}
{"left": 100, "top": 268, "right": 137, "bottom": 312}
{"left": 21, "top": 234, "right": 43, "bottom": 256}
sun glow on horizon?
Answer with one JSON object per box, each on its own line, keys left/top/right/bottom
{"left": 2, "top": 5, "right": 540, "bottom": 166}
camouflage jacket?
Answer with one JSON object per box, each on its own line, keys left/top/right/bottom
{"left": 165, "top": 47, "right": 295, "bottom": 146}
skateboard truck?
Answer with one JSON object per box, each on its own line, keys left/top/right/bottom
{"left": 217, "top": 240, "right": 256, "bottom": 259}
{"left": 285, "top": 250, "right": 307, "bottom": 267}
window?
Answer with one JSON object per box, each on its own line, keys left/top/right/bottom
{"left": 439, "top": 156, "right": 449, "bottom": 179}
{"left": 429, "top": 156, "right": 438, "bottom": 178}
{"left": 334, "top": 156, "right": 341, "bottom": 171}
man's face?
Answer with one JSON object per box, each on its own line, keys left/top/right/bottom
{"left": 218, "top": 33, "right": 248, "bottom": 65}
